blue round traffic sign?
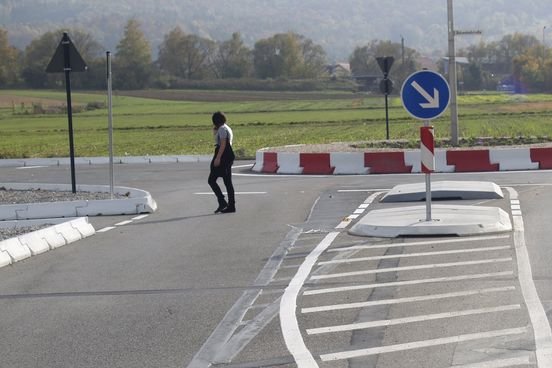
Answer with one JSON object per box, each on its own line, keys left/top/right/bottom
{"left": 401, "top": 70, "right": 450, "bottom": 120}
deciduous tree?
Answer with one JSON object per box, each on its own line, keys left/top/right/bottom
{"left": 114, "top": 19, "right": 152, "bottom": 89}
{"left": 0, "top": 28, "right": 20, "bottom": 86}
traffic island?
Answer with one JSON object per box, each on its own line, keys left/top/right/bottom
{"left": 349, "top": 205, "right": 512, "bottom": 238}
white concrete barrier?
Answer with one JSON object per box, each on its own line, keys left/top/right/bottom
{"left": 0, "top": 183, "right": 157, "bottom": 220}
{"left": 0, "top": 217, "right": 96, "bottom": 269}
{"left": 490, "top": 147, "right": 539, "bottom": 171}
{"left": 277, "top": 152, "right": 302, "bottom": 174}
{"left": 330, "top": 152, "right": 368, "bottom": 174}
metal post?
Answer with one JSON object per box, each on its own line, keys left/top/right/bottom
{"left": 447, "top": 0, "right": 459, "bottom": 146}
{"left": 424, "top": 120, "right": 432, "bottom": 221}
{"left": 385, "top": 92, "right": 390, "bottom": 140}
{"left": 62, "top": 32, "right": 77, "bottom": 194}
{"left": 107, "top": 51, "right": 114, "bottom": 199}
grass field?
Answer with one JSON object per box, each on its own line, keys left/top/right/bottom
{"left": 0, "top": 89, "right": 551, "bottom": 159}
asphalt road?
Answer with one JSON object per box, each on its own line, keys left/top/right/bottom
{"left": 0, "top": 162, "right": 551, "bottom": 368}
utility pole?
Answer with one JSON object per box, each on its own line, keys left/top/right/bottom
{"left": 447, "top": 0, "right": 481, "bottom": 146}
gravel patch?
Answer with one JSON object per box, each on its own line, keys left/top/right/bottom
{"left": 0, "top": 187, "right": 127, "bottom": 204}
{"left": 0, "top": 188, "right": 128, "bottom": 241}
{"left": 0, "top": 225, "right": 51, "bottom": 241}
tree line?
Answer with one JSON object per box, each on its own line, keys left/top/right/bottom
{"left": 0, "top": 18, "right": 550, "bottom": 93}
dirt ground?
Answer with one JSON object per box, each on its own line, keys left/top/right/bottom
{"left": 0, "top": 95, "right": 67, "bottom": 108}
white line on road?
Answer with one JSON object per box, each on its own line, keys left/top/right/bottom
{"left": 114, "top": 220, "right": 133, "bottom": 226}
{"left": 451, "top": 355, "right": 532, "bottom": 368}
{"left": 132, "top": 214, "right": 149, "bottom": 220}
{"left": 310, "top": 258, "right": 512, "bottom": 280}
{"left": 327, "top": 234, "right": 511, "bottom": 252}
{"left": 15, "top": 165, "right": 48, "bottom": 169}
{"left": 320, "top": 327, "right": 528, "bottom": 361}
{"left": 280, "top": 231, "right": 339, "bottom": 368}
{"left": 318, "top": 246, "right": 511, "bottom": 265}
{"left": 301, "top": 286, "right": 516, "bottom": 313}
{"left": 307, "top": 304, "right": 521, "bottom": 335}
{"left": 97, "top": 226, "right": 116, "bottom": 233}
{"left": 505, "top": 187, "right": 552, "bottom": 367}
{"left": 194, "top": 192, "right": 267, "bottom": 195}
{"left": 303, "top": 271, "right": 514, "bottom": 296}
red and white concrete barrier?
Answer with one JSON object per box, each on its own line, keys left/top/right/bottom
{"left": 252, "top": 146, "right": 552, "bottom": 175}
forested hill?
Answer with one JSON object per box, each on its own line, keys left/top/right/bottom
{"left": 1, "top": 0, "right": 551, "bottom": 59}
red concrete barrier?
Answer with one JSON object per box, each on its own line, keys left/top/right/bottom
{"left": 530, "top": 147, "right": 552, "bottom": 169}
{"left": 446, "top": 150, "right": 499, "bottom": 172}
{"left": 300, "top": 153, "right": 335, "bottom": 174}
{"left": 262, "top": 152, "right": 279, "bottom": 173}
{"left": 364, "top": 152, "right": 412, "bottom": 173}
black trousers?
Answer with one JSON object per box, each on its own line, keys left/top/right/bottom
{"left": 208, "top": 161, "right": 235, "bottom": 206}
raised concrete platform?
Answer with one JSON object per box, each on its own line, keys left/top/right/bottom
{"left": 381, "top": 181, "right": 504, "bottom": 202}
{"left": 349, "top": 205, "right": 512, "bottom": 238}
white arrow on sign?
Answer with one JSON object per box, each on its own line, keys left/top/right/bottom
{"left": 411, "top": 81, "right": 439, "bottom": 108}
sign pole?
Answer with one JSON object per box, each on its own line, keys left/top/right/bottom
{"left": 421, "top": 123, "right": 434, "bottom": 221}
{"left": 107, "top": 51, "right": 114, "bottom": 199}
{"left": 46, "top": 32, "right": 87, "bottom": 195}
{"left": 384, "top": 92, "right": 390, "bottom": 140}
{"left": 62, "top": 33, "right": 77, "bottom": 194}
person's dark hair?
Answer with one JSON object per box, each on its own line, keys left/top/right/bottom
{"left": 212, "top": 111, "right": 226, "bottom": 127}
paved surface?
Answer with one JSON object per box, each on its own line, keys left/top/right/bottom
{"left": 0, "top": 161, "right": 551, "bottom": 367}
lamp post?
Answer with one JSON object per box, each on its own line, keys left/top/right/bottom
{"left": 447, "top": 0, "right": 481, "bottom": 146}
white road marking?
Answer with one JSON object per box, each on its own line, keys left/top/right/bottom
{"left": 97, "top": 226, "right": 116, "bottom": 233}
{"left": 280, "top": 231, "right": 339, "bottom": 368}
{"left": 303, "top": 271, "right": 514, "bottom": 296}
{"left": 114, "top": 220, "right": 133, "bottom": 226}
{"left": 511, "top": 204, "right": 521, "bottom": 210}
{"left": 194, "top": 192, "right": 267, "bottom": 195}
{"left": 15, "top": 165, "right": 48, "bottom": 169}
{"left": 335, "top": 192, "right": 381, "bottom": 230}
{"left": 301, "top": 286, "right": 516, "bottom": 313}
{"left": 512, "top": 210, "right": 522, "bottom": 216}
{"left": 320, "top": 327, "right": 528, "bottom": 361}
{"left": 318, "top": 246, "right": 511, "bottom": 265}
{"left": 505, "top": 187, "right": 552, "bottom": 367}
{"left": 132, "top": 214, "right": 149, "bottom": 220}
{"left": 337, "top": 189, "right": 390, "bottom": 192}
{"left": 327, "top": 234, "right": 511, "bottom": 252}
{"left": 307, "top": 304, "right": 521, "bottom": 335}
{"left": 310, "top": 258, "right": 512, "bottom": 280}
{"left": 452, "top": 355, "right": 532, "bottom": 367}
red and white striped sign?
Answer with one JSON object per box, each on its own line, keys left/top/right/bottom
{"left": 420, "top": 126, "right": 435, "bottom": 173}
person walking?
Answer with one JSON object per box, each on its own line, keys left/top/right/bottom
{"left": 208, "top": 111, "right": 236, "bottom": 213}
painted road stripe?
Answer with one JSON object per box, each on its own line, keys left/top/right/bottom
{"left": 511, "top": 204, "right": 521, "bottom": 210}
{"left": 310, "top": 258, "right": 513, "bottom": 280}
{"left": 452, "top": 355, "right": 531, "bottom": 368}
{"left": 304, "top": 271, "right": 514, "bottom": 296}
{"left": 194, "top": 191, "right": 267, "bottom": 195}
{"left": 132, "top": 214, "right": 149, "bottom": 220}
{"left": 114, "top": 220, "right": 133, "bottom": 226}
{"left": 318, "top": 246, "right": 511, "bottom": 265}
{"left": 505, "top": 187, "right": 552, "bottom": 367}
{"left": 16, "top": 165, "right": 48, "bottom": 169}
{"left": 97, "top": 226, "right": 116, "bottom": 233}
{"left": 307, "top": 304, "right": 521, "bottom": 335}
{"left": 301, "top": 286, "right": 515, "bottom": 314}
{"left": 280, "top": 231, "right": 339, "bottom": 368}
{"left": 512, "top": 210, "right": 522, "bottom": 216}
{"left": 336, "top": 192, "right": 381, "bottom": 229}
{"left": 320, "top": 327, "right": 527, "bottom": 361}
{"left": 328, "top": 234, "right": 511, "bottom": 252}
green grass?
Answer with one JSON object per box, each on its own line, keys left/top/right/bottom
{"left": 0, "top": 89, "right": 551, "bottom": 159}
